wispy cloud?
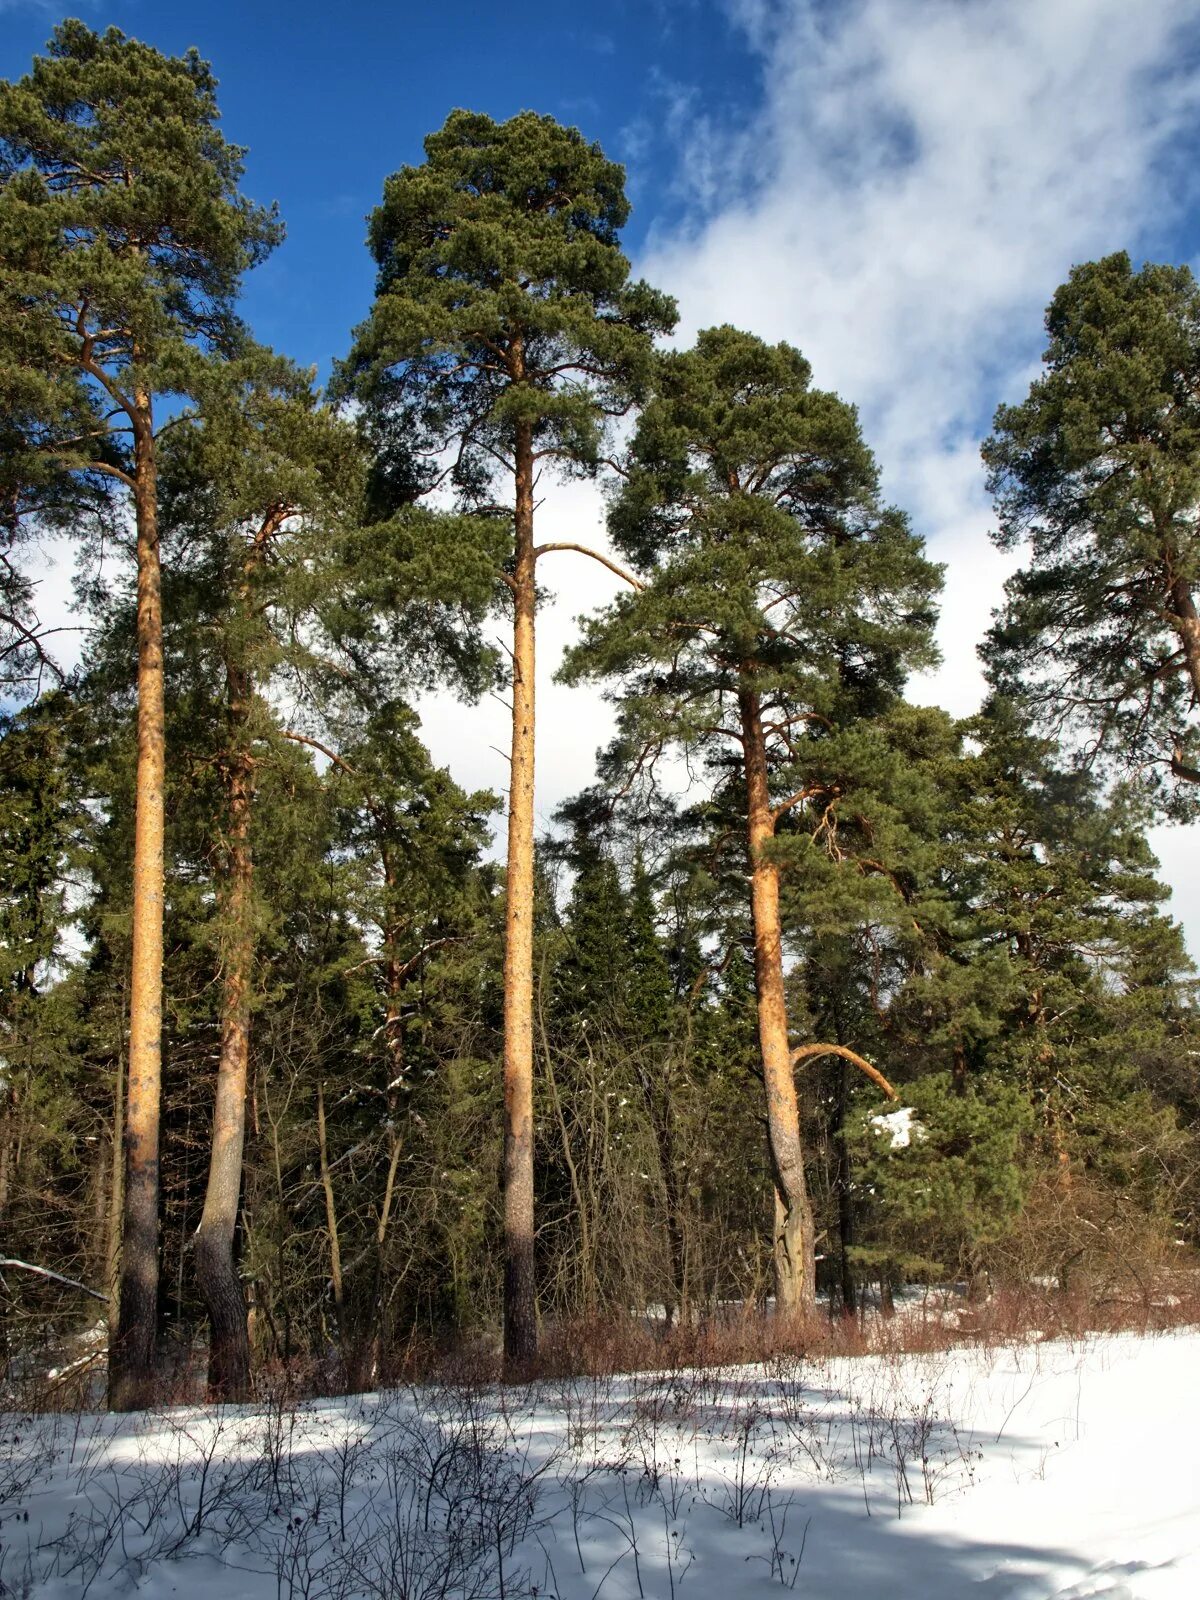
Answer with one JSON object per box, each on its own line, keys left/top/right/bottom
{"left": 422, "top": 0, "right": 1200, "bottom": 930}
{"left": 630, "top": 0, "right": 1200, "bottom": 933}
{"left": 630, "top": 0, "right": 1200, "bottom": 934}
{"left": 646, "top": 0, "right": 1200, "bottom": 524}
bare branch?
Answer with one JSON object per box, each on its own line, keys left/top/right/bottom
{"left": 534, "top": 541, "right": 643, "bottom": 589}
{"left": 0, "top": 1258, "right": 109, "bottom": 1302}
{"left": 790, "top": 1042, "right": 898, "bottom": 1101}
{"left": 278, "top": 728, "right": 361, "bottom": 779}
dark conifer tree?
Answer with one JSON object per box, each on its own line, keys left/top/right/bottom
{"left": 985, "top": 253, "right": 1200, "bottom": 814}
{"left": 0, "top": 22, "right": 282, "bottom": 1407}
{"left": 338, "top": 110, "right": 675, "bottom": 1360}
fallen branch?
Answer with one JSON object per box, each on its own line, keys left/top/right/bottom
{"left": 0, "top": 1258, "right": 109, "bottom": 1302}
{"left": 47, "top": 1347, "right": 107, "bottom": 1386}
{"left": 790, "top": 1043, "right": 898, "bottom": 1101}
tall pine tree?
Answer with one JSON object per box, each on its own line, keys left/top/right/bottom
{"left": 0, "top": 22, "right": 281, "bottom": 1407}
{"left": 985, "top": 253, "right": 1200, "bottom": 815}
{"left": 337, "top": 110, "right": 675, "bottom": 1360}
{"left": 565, "top": 326, "right": 940, "bottom": 1313}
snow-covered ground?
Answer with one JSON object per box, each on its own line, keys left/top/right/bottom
{"left": 2, "top": 1331, "right": 1197, "bottom": 1599}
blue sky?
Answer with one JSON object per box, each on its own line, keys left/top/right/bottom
{"left": 8, "top": 0, "right": 1200, "bottom": 941}
{"left": 0, "top": 0, "right": 766, "bottom": 377}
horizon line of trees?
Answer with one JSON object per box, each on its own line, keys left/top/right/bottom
{"left": 1, "top": 20, "right": 1198, "bottom": 1408}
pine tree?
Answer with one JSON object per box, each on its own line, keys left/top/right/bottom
{"left": 984, "top": 252, "right": 1200, "bottom": 815}
{"left": 827, "top": 701, "right": 1199, "bottom": 1289}
{"left": 564, "top": 326, "right": 940, "bottom": 1313}
{"left": 0, "top": 698, "right": 78, "bottom": 1232}
{"left": 299, "top": 701, "right": 497, "bottom": 1379}
{"left": 623, "top": 852, "right": 689, "bottom": 1316}
{"left": 626, "top": 853, "right": 673, "bottom": 1042}
{"left": 149, "top": 355, "right": 360, "bottom": 1398}
{"left": 337, "top": 110, "right": 675, "bottom": 1361}
{"left": 0, "top": 21, "right": 281, "bottom": 1408}
{"left": 555, "top": 844, "right": 629, "bottom": 1033}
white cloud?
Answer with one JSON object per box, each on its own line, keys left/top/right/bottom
{"left": 628, "top": 0, "right": 1200, "bottom": 947}
{"left": 424, "top": 0, "right": 1200, "bottom": 950}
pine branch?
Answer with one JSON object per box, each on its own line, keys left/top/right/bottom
{"left": 534, "top": 541, "right": 643, "bottom": 589}
{"left": 790, "top": 1043, "right": 898, "bottom": 1101}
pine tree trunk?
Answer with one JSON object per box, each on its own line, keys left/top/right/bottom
{"left": 503, "top": 411, "right": 538, "bottom": 1364}
{"left": 832, "top": 1061, "right": 856, "bottom": 1317}
{"left": 641, "top": 1060, "right": 687, "bottom": 1324}
{"left": 353, "top": 902, "right": 407, "bottom": 1389}
{"left": 0, "top": 1081, "right": 13, "bottom": 1219}
{"left": 1169, "top": 575, "right": 1200, "bottom": 702}
{"left": 193, "top": 657, "right": 254, "bottom": 1402}
{"left": 316, "top": 1082, "right": 345, "bottom": 1352}
{"left": 109, "top": 402, "right": 164, "bottom": 1412}
{"left": 106, "top": 1037, "right": 124, "bottom": 1314}
{"left": 662, "top": 1151, "right": 688, "bottom": 1327}
{"left": 92, "top": 1136, "right": 110, "bottom": 1281}
{"left": 738, "top": 685, "right": 816, "bottom": 1320}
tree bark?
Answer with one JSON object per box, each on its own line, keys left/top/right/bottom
{"left": 316, "top": 1082, "right": 345, "bottom": 1349}
{"left": 635, "top": 1052, "right": 688, "bottom": 1324}
{"left": 193, "top": 652, "right": 255, "bottom": 1402}
{"left": 738, "top": 684, "right": 816, "bottom": 1319}
{"left": 92, "top": 1134, "right": 110, "bottom": 1282}
{"left": 106, "top": 1034, "right": 124, "bottom": 1315}
{"left": 0, "top": 1080, "right": 13, "bottom": 1220}
{"left": 350, "top": 889, "right": 407, "bottom": 1390}
{"left": 109, "top": 399, "right": 164, "bottom": 1412}
{"left": 503, "top": 411, "right": 538, "bottom": 1364}
{"left": 831, "top": 1060, "right": 857, "bottom": 1318}
{"left": 654, "top": 1072, "right": 688, "bottom": 1326}
{"left": 1169, "top": 575, "right": 1200, "bottom": 703}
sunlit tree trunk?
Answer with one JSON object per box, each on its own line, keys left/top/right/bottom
{"left": 110, "top": 396, "right": 165, "bottom": 1412}
{"left": 739, "top": 684, "right": 816, "bottom": 1319}
{"left": 503, "top": 410, "right": 538, "bottom": 1363}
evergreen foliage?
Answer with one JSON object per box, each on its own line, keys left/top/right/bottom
{"left": 338, "top": 107, "right": 675, "bottom": 1363}
{"left": 563, "top": 325, "right": 942, "bottom": 1310}
{"left": 985, "top": 252, "right": 1200, "bottom": 816}
{"left": 0, "top": 25, "right": 1197, "bottom": 1396}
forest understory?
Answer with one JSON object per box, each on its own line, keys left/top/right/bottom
{"left": 2, "top": 18, "right": 1200, "bottom": 1420}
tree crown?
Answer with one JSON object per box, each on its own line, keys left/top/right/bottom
{"left": 984, "top": 252, "right": 1200, "bottom": 810}
{"left": 336, "top": 108, "right": 676, "bottom": 501}
{"left": 0, "top": 21, "right": 281, "bottom": 370}
{"left": 564, "top": 326, "right": 941, "bottom": 743}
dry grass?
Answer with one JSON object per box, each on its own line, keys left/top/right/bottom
{"left": 340, "top": 1263, "right": 1200, "bottom": 1394}
{"left": 5, "top": 1262, "right": 1199, "bottom": 1413}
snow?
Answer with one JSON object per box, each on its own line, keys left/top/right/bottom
{"left": 870, "top": 1104, "right": 926, "bottom": 1149}
{"left": 2, "top": 1331, "right": 1197, "bottom": 1598}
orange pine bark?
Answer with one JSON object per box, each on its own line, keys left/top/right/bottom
{"left": 109, "top": 398, "right": 165, "bottom": 1411}
{"left": 739, "top": 684, "right": 816, "bottom": 1318}
{"left": 502, "top": 413, "right": 538, "bottom": 1363}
